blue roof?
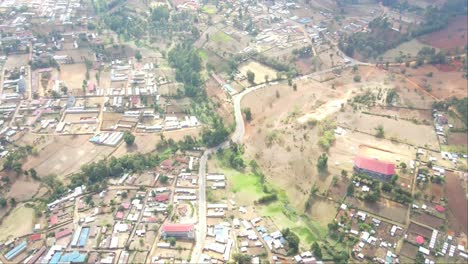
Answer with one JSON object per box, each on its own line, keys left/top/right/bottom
{"left": 50, "top": 251, "right": 63, "bottom": 264}
{"left": 78, "top": 227, "right": 89, "bottom": 247}
{"left": 223, "top": 84, "right": 235, "bottom": 94}
{"left": 263, "top": 235, "right": 272, "bottom": 242}
{"left": 60, "top": 251, "right": 87, "bottom": 263}
{"left": 257, "top": 226, "right": 267, "bottom": 233}
{"left": 299, "top": 18, "right": 312, "bottom": 24}
{"left": 5, "top": 241, "right": 27, "bottom": 260}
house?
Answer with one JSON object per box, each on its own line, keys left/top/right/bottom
{"left": 161, "top": 224, "right": 195, "bottom": 240}
{"left": 55, "top": 229, "right": 72, "bottom": 240}
{"left": 354, "top": 156, "right": 395, "bottom": 181}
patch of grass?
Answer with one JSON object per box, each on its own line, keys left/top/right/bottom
{"left": 211, "top": 31, "right": 232, "bottom": 43}
{"left": 221, "top": 167, "right": 263, "bottom": 197}
{"left": 201, "top": 5, "right": 217, "bottom": 15}
{"left": 442, "top": 145, "right": 468, "bottom": 155}
{"left": 198, "top": 49, "right": 208, "bottom": 61}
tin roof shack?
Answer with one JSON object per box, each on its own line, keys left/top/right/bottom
{"left": 161, "top": 223, "right": 195, "bottom": 240}
{"left": 4, "top": 241, "right": 28, "bottom": 262}
{"left": 176, "top": 172, "right": 198, "bottom": 188}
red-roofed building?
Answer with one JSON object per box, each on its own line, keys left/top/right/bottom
{"left": 154, "top": 194, "right": 169, "bottom": 203}
{"left": 115, "top": 211, "right": 124, "bottom": 220}
{"left": 29, "top": 234, "right": 41, "bottom": 242}
{"left": 435, "top": 205, "right": 445, "bottom": 212}
{"left": 121, "top": 202, "right": 131, "bottom": 210}
{"left": 354, "top": 156, "right": 395, "bottom": 181}
{"left": 55, "top": 229, "right": 72, "bottom": 240}
{"left": 49, "top": 215, "right": 58, "bottom": 226}
{"left": 161, "top": 224, "right": 195, "bottom": 240}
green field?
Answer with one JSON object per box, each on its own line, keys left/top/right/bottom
{"left": 201, "top": 5, "right": 217, "bottom": 15}
{"left": 198, "top": 49, "right": 209, "bottom": 61}
{"left": 216, "top": 158, "right": 327, "bottom": 247}
{"left": 211, "top": 31, "right": 232, "bottom": 43}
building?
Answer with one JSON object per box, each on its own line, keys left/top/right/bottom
{"left": 354, "top": 156, "right": 395, "bottom": 181}
{"left": 161, "top": 224, "right": 195, "bottom": 240}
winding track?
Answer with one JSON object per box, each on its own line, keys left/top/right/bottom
{"left": 189, "top": 58, "right": 365, "bottom": 263}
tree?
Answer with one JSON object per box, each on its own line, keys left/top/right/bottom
{"left": 264, "top": 74, "right": 269, "bottom": 83}
{"left": 160, "top": 175, "right": 169, "bottom": 184}
{"left": 415, "top": 252, "right": 425, "bottom": 264}
{"left": 9, "top": 198, "right": 16, "bottom": 207}
{"left": 317, "top": 153, "right": 328, "bottom": 172}
{"left": 281, "top": 228, "right": 300, "bottom": 255}
{"left": 121, "top": 192, "right": 128, "bottom": 199}
{"left": 168, "top": 237, "right": 176, "bottom": 246}
{"left": 242, "top": 108, "right": 252, "bottom": 122}
{"left": 353, "top": 74, "right": 361, "bottom": 82}
{"left": 233, "top": 254, "right": 252, "bottom": 264}
{"left": 288, "top": 78, "right": 292, "bottom": 86}
{"left": 0, "top": 197, "right": 6, "bottom": 208}
{"left": 135, "top": 50, "right": 142, "bottom": 62}
{"left": 311, "top": 242, "right": 322, "bottom": 260}
{"left": 293, "top": 83, "right": 297, "bottom": 91}
{"left": 347, "top": 182, "right": 355, "bottom": 196}
{"left": 246, "top": 70, "right": 255, "bottom": 84}
{"left": 375, "top": 125, "right": 385, "bottom": 138}
{"left": 123, "top": 131, "right": 135, "bottom": 146}
{"left": 400, "top": 162, "right": 407, "bottom": 173}
{"left": 276, "top": 90, "right": 280, "bottom": 98}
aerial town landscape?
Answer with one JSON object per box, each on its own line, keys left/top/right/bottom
{"left": 0, "top": 0, "right": 466, "bottom": 263}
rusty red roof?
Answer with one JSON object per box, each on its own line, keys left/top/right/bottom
{"left": 29, "top": 234, "right": 41, "bottom": 242}
{"left": 162, "top": 223, "right": 194, "bottom": 233}
{"left": 55, "top": 229, "right": 72, "bottom": 239}
{"left": 354, "top": 156, "right": 395, "bottom": 176}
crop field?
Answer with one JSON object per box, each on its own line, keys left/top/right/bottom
{"left": 444, "top": 170, "right": 467, "bottom": 233}
{"left": 238, "top": 60, "right": 278, "bottom": 84}
{"left": 346, "top": 197, "right": 408, "bottom": 224}
{"left": 0, "top": 204, "right": 35, "bottom": 241}
{"left": 211, "top": 31, "right": 232, "bottom": 43}
{"left": 7, "top": 177, "right": 41, "bottom": 202}
{"left": 447, "top": 132, "right": 468, "bottom": 146}
{"left": 419, "top": 16, "right": 468, "bottom": 51}
{"left": 412, "top": 212, "right": 445, "bottom": 229}
{"left": 4, "top": 53, "right": 29, "bottom": 68}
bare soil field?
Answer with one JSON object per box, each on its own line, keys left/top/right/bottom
{"left": 305, "top": 198, "right": 338, "bottom": 226}
{"left": 368, "top": 106, "right": 433, "bottom": 123}
{"left": 400, "top": 241, "right": 418, "bottom": 259}
{"left": 447, "top": 132, "right": 468, "bottom": 146}
{"left": 238, "top": 60, "right": 278, "bottom": 84}
{"left": 113, "top": 128, "right": 201, "bottom": 157}
{"left": 408, "top": 222, "right": 433, "bottom": 238}
{"left": 205, "top": 78, "right": 234, "bottom": 127}
{"left": 404, "top": 64, "right": 467, "bottom": 100}
{"left": 444, "top": 170, "right": 468, "bottom": 233}
{"left": 346, "top": 197, "right": 408, "bottom": 224}
{"left": 22, "top": 135, "right": 115, "bottom": 179}
{"left": 4, "top": 54, "right": 29, "bottom": 68}
{"left": 7, "top": 177, "right": 41, "bottom": 202}
{"left": 241, "top": 67, "right": 398, "bottom": 210}
{"left": 419, "top": 16, "right": 468, "bottom": 51}
{"left": 337, "top": 112, "right": 439, "bottom": 149}
{"left": 59, "top": 63, "right": 87, "bottom": 91}
{"left": 412, "top": 212, "right": 445, "bottom": 229}
{"left": 0, "top": 204, "right": 35, "bottom": 241}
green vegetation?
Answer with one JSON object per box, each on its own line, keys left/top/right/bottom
{"left": 433, "top": 97, "right": 468, "bottom": 126}
{"left": 233, "top": 254, "right": 252, "bottom": 264}
{"left": 375, "top": 125, "right": 385, "bottom": 138}
{"left": 3, "top": 145, "right": 33, "bottom": 174}
{"left": 257, "top": 193, "right": 278, "bottom": 204}
{"left": 281, "top": 228, "right": 300, "bottom": 255}
{"left": 340, "top": 0, "right": 467, "bottom": 60}
{"left": 123, "top": 131, "right": 135, "bottom": 146}
{"left": 242, "top": 107, "right": 252, "bottom": 122}
{"left": 216, "top": 143, "right": 245, "bottom": 171}
{"left": 246, "top": 70, "right": 255, "bottom": 84}
{"left": 318, "top": 119, "right": 337, "bottom": 151}
{"left": 211, "top": 31, "right": 232, "bottom": 43}
{"left": 317, "top": 153, "right": 328, "bottom": 172}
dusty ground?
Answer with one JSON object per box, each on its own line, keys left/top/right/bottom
{"left": 205, "top": 78, "right": 234, "bottom": 127}
{"left": 337, "top": 111, "right": 439, "bottom": 149}
{"left": 444, "top": 170, "right": 468, "bottom": 234}
{"left": 419, "top": 16, "right": 468, "bottom": 52}
{"left": 22, "top": 135, "right": 115, "bottom": 180}
{"left": 238, "top": 60, "right": 278, "bottom": 84}
{"left": 113, "top": 128, "right": 202, "bottom": 157}
{"left": 403, "top": 64, "right": 467, "bottom": 100}
{"left": 59, "top": 63, "right": 87, "bottom": 93}
{"left": 0, "top": 204, "right": 35, "bottom": 241}
{"left": 6, "top": 176, "right": 41, "bottom": 202}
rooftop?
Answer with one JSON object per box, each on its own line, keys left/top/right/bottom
{"left": 354, "top": 156, "right": 395, "bottom": 176}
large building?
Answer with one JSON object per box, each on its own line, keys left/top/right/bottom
{"left": 354, "top": 156, "right": 395, "bottom": 181}
{"left": 161, "top": 224, "right": 195, "bottom": 240}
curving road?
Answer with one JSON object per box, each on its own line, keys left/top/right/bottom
{"left": 189, "top": 60, "right": 367, "bottom": 263}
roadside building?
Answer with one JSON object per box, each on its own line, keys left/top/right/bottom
{"left": 161, "top": 224, "right": 195, "bottom": 240}
{"left": 354, "top": 156, "right": 395, "bottom": 181}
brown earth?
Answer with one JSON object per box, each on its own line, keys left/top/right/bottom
{"left": 419, "top": 16, "right": 468, "bottom": 51}
{"left": 444, "top": 170, "right": 468, "bottom": 233}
